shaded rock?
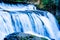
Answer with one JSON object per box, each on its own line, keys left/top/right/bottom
{"left": 4, "top": 32, "right": 48, "bottom": 40}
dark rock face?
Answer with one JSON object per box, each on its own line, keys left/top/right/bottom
{"left": 4, "top": 32, "right": 48, "bottom": 40}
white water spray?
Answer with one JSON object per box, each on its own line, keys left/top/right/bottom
{"left": 0, "top": 3, "right": 60, "bottom": 40}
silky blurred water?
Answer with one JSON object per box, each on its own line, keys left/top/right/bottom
{"left": 0, "top": 3, "right": 60, "bottom": 40}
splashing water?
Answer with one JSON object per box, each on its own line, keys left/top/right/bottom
{"left": 0, "top": 3, "right": 60, "bottom": 40}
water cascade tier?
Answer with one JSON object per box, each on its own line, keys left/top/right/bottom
{"left": 0, "top": 3, "right": 60, "bottom": 40}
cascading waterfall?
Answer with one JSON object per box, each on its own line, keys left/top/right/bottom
{"left": 0, "top": 3, "right": 60, "bottom": 40}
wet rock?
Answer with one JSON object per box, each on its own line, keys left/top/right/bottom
{"left": 4, "top": 32, "right": 48, "bottom": 40}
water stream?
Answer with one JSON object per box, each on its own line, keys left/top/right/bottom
{"left": 0, "top": 3, "right": 60, "bottom": 40}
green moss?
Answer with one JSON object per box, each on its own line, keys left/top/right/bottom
{"left": 4, "top": 32, "right": 49, "bottom": 40}
{"left": 15, "top": 0, "right": 24, "bottom": 2}
{"left": 41, "top": 37, "right": 48, "bottom": 40}
{"left": 29, "top": 35, "right": 35, "bottom": 38}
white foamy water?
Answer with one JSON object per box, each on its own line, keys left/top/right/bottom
{"left": 0, "top": 2, "right": 60, "bottom": 40}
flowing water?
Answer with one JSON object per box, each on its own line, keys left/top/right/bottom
{"left": 0, "top": 3, "right": 60, "bottom": 40}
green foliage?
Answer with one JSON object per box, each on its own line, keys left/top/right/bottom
{"left": 41, "top": 0, "right": 49, "bottom": 5}
{"left": 40, "top": 0, "right": 55, "bottom": 9}
{"left": 15, "top": 0, "right": 24, "bottom": 2}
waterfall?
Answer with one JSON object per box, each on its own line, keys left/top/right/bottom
{"left": 0, "top": 3, "right": 60, "bottom": 40}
